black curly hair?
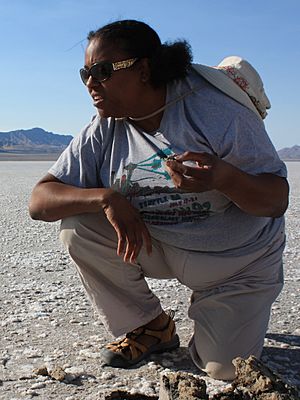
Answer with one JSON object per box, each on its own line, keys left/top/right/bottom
{"left": 87, "top": 20, "right": 193, "bottom": 87}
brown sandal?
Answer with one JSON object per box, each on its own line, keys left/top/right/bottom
{"left": 101, "top": 311, "right": 180, "bottom": 368}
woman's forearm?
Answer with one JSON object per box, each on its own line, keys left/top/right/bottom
{"left": 218, "top": 165, "right": 289, "bottom": 217}
{"left": 165, "top": 152, "right": 289, "bottom": 218}
{"left": 29, "top": 181, "right": 114, "bottom": 222}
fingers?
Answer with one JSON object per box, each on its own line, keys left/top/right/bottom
{"left": 115, "top": 220, "right": 152, "bottom": 264}
{"left": 129, "top": 222, "right": 152, "bottom": 264}
{"left": 165, "top": 157, "right": 214, "bottom": 192}
{"left": 165, "top": 158, "right": 211, "bottom": 178}
{"left": 116, "top": 230, "right": 126, "bottom": 258}
{"left": 165, "top": 160, "right": 188, "bottom": 175}
{"left": 123, "top": 230, "right": 138, "bottom": 263}
{"left": 103, "top": 198, "right": 152, "bottom": 264}
{"left": 166, "top": 168, "right": 203, "bottom": 191}
{"left": 175, "top": 151, "right": 213, "bottom": 164}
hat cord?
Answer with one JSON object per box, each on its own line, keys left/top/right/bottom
{"left": 127, "top": 88, "right": 196, "bottom": 121}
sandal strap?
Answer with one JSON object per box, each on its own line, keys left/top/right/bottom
{"left": 124, "top": 338, "right": 148, "bottom": 359}
{"left": 105, "top": 312, "right": 176, "bottom": 362}
{"left": 142, "top": 317, "right": 175, "bottom": 342}
{"left": 106, "top": 335, "right": 148, "bottom": 360}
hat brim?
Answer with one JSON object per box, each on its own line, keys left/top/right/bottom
{"left": 192, "top": 63, "right": 261, "bottom": 119}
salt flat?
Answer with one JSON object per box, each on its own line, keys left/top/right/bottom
{"left": 0, "top": 161, "right": 299, "bottom": 399}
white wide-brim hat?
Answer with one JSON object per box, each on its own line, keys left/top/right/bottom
{"left": 192, "top": 56, "right": 271, "bottom": 119}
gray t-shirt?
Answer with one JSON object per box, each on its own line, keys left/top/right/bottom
{"left": 49, "top": 67, "right": 287, "bottom": 255}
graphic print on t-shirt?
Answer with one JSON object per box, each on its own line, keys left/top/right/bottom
{"left": 111, "top": 147, "right": 173, "bottom": 195}
{"left": 110, "top": 148, "right": 222, "bottom": 225}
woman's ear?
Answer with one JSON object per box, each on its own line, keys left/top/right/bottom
{"left": 138, "top": 58, "right": 151, "bottom": 83}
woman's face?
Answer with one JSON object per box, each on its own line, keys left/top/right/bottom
{"left": 83, "top": 38, "right": 146, "bottom": 118}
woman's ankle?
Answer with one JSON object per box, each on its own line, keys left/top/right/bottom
{"left": 145, "top": 311, "right": 169, "bottom": 330}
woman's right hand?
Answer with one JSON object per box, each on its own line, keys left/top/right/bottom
{"left": 29, "top": 174, "right": 152, "bottom": 263}
{"left": 101, "top": 190, "right": 152, "bottom": 264}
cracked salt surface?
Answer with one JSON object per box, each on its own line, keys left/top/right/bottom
{"left": 0, "top": 161, "right": 299, "bottom": 399}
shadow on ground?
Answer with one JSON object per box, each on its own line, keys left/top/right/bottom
{"left": 265, "top": 332, "right": 300, "bottom": 346}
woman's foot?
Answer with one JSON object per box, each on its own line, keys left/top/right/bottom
{"left": 101, "top": 310, "right": 180, "bottom": 368}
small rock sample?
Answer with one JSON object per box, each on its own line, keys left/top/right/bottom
{"left": 159, "top": 371, "right": 208, "bottom": 400}
{"left": 49, "top": 366, "right": 66, "bottom": 382}
{"left": 33, "top": 366, "right": 48, "bottom": 376}
{"left": 211, "top": 355, "right": 300, "bottom": 400}
{"left": 233, "top": 355, "right": 299, "bottom": 399}
{"left": 33, "top": 365, "right": 66, "bottom": 382}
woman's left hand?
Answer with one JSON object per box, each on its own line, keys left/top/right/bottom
{"left": 164, "top": 150, "right": 289, "bottom": 218}
{"left": 164, "top": 151, "right": 231, "bottom": 192}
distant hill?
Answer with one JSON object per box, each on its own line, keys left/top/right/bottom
{"left": 0, "top": 127, "right": 73, "bottom": 154}
{"left": 1, "top": 128, "right": 299, "bottom": 161}
{"left": 277, "top": 145, "right": 300, "bottom": 161}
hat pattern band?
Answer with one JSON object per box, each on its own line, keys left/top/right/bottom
{"left": 217, "top": 66, "right": 267, "bottom": 119}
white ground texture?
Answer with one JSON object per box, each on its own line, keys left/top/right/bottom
{"left": 1, "top": 161, "right": 299, "bottom": 399}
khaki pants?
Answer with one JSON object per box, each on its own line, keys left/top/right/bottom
{"left": 60, "top": 212, "right": 284, "bottom": 380}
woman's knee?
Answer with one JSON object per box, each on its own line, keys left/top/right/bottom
{"left": 59, "top": 215, "right": 82, "bottom": 248}
{"left": 59, "top": 213, "right": 98, "bottom": 247}
{"left": 59, "top": 212, "right": 117, "bottom": 253}
{"left": 189, "top": 336, "right": 237, "bottom": 380}
{"left": 204, "top": 361, "right": 236, "bottom": 381}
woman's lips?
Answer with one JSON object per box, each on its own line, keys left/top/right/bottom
{"left": 91, "top": 94, "right": 104, "bottom": 107}
{"left": 93, "top": 98, "right": 104, "bottom": 107}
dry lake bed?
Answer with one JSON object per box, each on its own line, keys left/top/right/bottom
{"left": 0, "top": 161, "right": 299, "bottom": 399}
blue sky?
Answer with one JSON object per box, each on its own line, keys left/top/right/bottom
{"left": 0, "top": 0, "right": 299, "bottom": 149}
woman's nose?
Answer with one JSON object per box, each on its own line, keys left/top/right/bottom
{"left": 86, "top": 75, "right": 100, "bottom": 89}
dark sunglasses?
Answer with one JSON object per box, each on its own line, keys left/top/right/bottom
{"left": 79, "top": 57, "right": 138, "bottom": 85}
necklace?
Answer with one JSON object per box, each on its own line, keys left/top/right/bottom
{"left": 127, "top": 88, "right": 196, "bottom": 121}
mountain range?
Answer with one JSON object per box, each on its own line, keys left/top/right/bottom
{"left": 0, "top": 128, "right": 73, "bottom": 154}
{"left": 0, "top": 128, "right": 299, "bottom": 160}
{"left": 277, "top": 145, "right": 300, "bottom": 161}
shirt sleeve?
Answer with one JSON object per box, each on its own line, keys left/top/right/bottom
{"left": 48, "top": 117, "right": 103, "bottom": 188}
{"left": 216, "top": 110, "right": 287, "bottom": 178}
